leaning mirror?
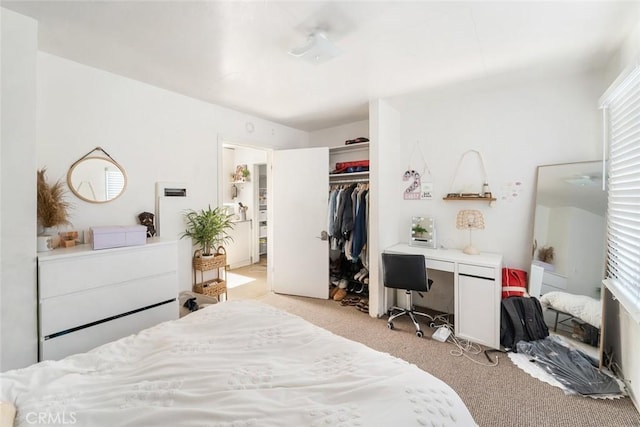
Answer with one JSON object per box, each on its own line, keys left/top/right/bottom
{"left": 410, "top": 216, "right": 436, "bottom": 248}
{"left": 532, "top": 160, "right": 606, "bottom": 351}
{"left": 67, "top": 147, "right": 127, "bottom": 203}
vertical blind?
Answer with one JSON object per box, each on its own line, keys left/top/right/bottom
{"left": 601, "top": 65, "right": 640, "bottom": 324}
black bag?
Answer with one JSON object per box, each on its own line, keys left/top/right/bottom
{"left": 500, "top": 296, "right": 549, "bottom": 351}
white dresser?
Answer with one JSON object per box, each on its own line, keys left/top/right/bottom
{"left": 37, "top": 238, "right": 178, "bottom": 361}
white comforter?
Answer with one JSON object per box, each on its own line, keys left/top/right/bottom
{"left": 1, "top": 300, "right": 475, "bottom": 426}
{"left": 540, "top": 291, "right": 602, "bottom": 329}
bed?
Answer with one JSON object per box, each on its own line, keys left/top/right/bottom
{"left": 1, "top": 300, "right": 475, "bottom": 426}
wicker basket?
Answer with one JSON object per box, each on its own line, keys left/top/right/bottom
{"left": 193, "top": 278, "right": 227, "bottom": 298}
{"left": 193, "top": 247, "right": 226, "bottom": 271}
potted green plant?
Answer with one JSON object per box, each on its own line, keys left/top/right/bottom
{"left": 181, "top": 205, "right": 234, "bottom": 257}
{"left": 412, "top": 223, "right": 428, "bottom": 237}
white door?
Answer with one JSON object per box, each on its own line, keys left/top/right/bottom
{"left": 272, "top": 147, "right": 329, "bottom": 298}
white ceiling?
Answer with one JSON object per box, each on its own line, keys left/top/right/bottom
{"left": 3, "top": 1, "right": 639, "bottom": 131}
{"left": 536, "top": 161, "right": 607, "bottom": 216}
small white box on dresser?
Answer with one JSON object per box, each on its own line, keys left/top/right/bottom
{"left": 90, "top": 225, "right": 147, "bottom": 250}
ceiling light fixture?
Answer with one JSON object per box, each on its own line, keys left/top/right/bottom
{"left": 564, "top": 175, "right": 600, "bottom": 186}
{"left": 288, "top": 31, "right": 342, "bottom": 65}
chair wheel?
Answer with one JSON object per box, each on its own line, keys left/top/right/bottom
{"left": 429, "top": 322, "right": 436, "bottom": 328}
{"left": 387, "top": 322, "right": 394, "bottom": 330}
{"left": 416, "top": 330, "right": 424, "bottom": 338}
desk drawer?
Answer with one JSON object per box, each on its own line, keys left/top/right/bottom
{"left": 459, "top": 264, "right": 495, "bottom": 280}
{"left": 426, "top": 259, "right": 454, "bottom": 273}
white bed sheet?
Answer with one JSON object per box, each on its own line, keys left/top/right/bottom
{"left": 1, "top": 300, "right": 475, "bottom": 426}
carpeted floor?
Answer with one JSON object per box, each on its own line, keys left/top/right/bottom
{"left": 222, "top": 262, "right": 639, "bottom": 427}
{"left": 252, "top": 292, "right": 640, "bottom": 427}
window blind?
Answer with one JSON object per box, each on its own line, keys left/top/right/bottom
{"left": 105, "top": 169, "right": 124, "bottom": 200}
{"left": 601, "top": 64, "right": 640, "bottom": 324}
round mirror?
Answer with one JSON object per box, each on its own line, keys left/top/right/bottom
{"left": 67, "top": 156, "right": 127, "bottom": 203}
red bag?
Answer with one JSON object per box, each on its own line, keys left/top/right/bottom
{"left": 502, "top": 268, "right": 528, "bottom": 299}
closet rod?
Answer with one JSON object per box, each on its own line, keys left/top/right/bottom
{"left": 329, "top": 177, "right": 370, "bottom": 184}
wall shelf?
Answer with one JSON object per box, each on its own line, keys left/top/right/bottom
{"left": 443, "top": 196, "right": 496, "bottom": 203}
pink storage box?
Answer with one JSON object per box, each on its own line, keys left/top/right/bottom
{"left": 90, "top": 225, "right": 147, "bottom": 250}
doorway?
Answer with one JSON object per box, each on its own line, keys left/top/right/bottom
{"left": 218, "top": 139, "right": 270, "bottom": 299}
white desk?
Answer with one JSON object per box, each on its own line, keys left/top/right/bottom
{"left": 384, "top": 243, "right": 503, "bottom": 349}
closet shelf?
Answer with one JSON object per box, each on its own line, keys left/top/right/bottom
{"left": 329, "top": 142, "right": 370, "bottom": 154}
{"left": 330, "top": 171, "right": 369, "bottom": 179}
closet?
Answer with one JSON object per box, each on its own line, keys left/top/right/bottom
{"left": 328, "top": 142, "right": 370, "bottom": 307}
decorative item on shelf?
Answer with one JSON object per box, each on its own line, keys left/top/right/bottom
{"left": 443, "top": 149, "right": 496, "bottom": 203}
{"left": 137, "top": 211, "right": 157, "bottom": 237}
{"left": 238, "top": 202, "right": 248, "bottom": 221}
{"left": 456, "top": 209, "right": 485, "bottom": 255}
{"left": 537, "top": 246, "right": 555, "bottom": 264}
{"left": 58, "top": 231, "right": 79, "bottom": 248}
{"left": 181, "top": 205, "right": 234, "bottom": 257}
{"left": 37, "top": 168, "right": 72, "bottom": 251}
{"left": 232, "top": 164, "right": 250, "bottom": 182}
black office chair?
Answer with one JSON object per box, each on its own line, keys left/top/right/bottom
{"left": 381, "top": 253, "right": 434, "bottom": 337}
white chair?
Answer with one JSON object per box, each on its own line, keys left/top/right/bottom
{"left": 529, "top": 264, "right": 544, "bottom": 299}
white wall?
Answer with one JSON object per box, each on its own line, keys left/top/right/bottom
{"left": 309, "top": 120, "right": 369, "bottom": 148}
{"left": 369, "top": 99, "right": 404, "bottom": 316}
{"left": 0, "top": 46, "right": 308, "bottom": 368}
{"left": 383, "top": 69, "right": 604, "bottom": 270}
{"left": 37, "top": 53, "right": 308, "bottom": 237}
{"left": 0, "top": 8, "right": 38, "bottom": 371}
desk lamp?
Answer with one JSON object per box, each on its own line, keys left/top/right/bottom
{"left": 456, "top": 209, "right": 485, "bottom": 255}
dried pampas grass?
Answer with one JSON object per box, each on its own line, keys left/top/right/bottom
{"left": 537, "top": 246, "right": 554, "bottom": 264}
{"left": 37, "top": 168, "right": 71, "bottom": 228}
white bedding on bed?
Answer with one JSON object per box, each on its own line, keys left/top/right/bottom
{"left": 540, "top": 291, "right": 601, "bottom": 329}
{"left": 1, "top": 300, "right": 475, "bottom": 426}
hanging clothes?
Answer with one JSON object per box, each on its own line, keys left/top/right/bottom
{"left": 351, "top": 188, "right": 368, "bottom": 261}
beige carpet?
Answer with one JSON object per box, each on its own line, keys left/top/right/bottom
{"left": 221, "top": 267, "right": 639, "bottom": 426}
{"left": 250, "top": 292, "right": 639, "bottom": 427}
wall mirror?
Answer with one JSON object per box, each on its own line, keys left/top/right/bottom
{"left": 532, "top": 160, "right": 606, "bottom": 348}
{"left": 67, "top": 147, "right": 127, "bottom": 203}
{"left": 410, "top": 216, "right": 436, "bottom": 248}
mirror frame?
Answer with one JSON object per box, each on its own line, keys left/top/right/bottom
{"left": 67, "top": 149, "right": 127, "bottom": 204}
{"left": 532, "top": 160, "right": 607, "bottom": 298}
{"left": 410, "top": 216, "right": 436, "bottom": 248}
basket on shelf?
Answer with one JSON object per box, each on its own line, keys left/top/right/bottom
{"left": 192, "top": 247, "right": 226, "bottom": 271}
{"left": 193, "top": 278, "right": 226, "bottom": 298}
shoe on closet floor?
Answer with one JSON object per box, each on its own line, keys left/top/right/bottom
{"left": 333, "top": 288, "right": 347, "bottom": 301}
{"left": 329, "top": 286, "right": 339, "bottom": 298}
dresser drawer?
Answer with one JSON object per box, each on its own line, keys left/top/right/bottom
{"left": 426, "top": 259, "right": 454, "bottom": 273}
{"left": 39, "top": 243, "right": 177, "bottom": 299}
{"left": 40, "top": 272, "right": 177, "bottom": 337}
{"left": 458, "top": 264, "right": 495, "bottom": 280}
{"left": 40, "top": 301, "right": 177, "bottom": 361}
